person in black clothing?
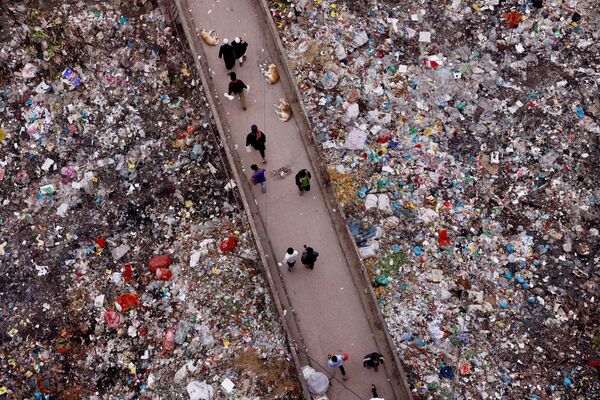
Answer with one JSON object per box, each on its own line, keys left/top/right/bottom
{"left": 218, "top": 38, "right": 236, "bottom": 70}
{"left": 301, "top": 245, "right": 319, "bottom": 269}
{"left": 295, "top": 169, "right": 311, "bottom": 196}
{"left": 232, "top": 37, "right": 248, "bottom": 66}
{"left": 245, "top": 124, "right": 266, "bottom": 163}
{"left": 370, "top": 384, "right": 379, "bottom": 398}
{"left": 227, "top": 72, "right": 247, "bottom": 110}
{"left": 362, "top": 352, "right": 384, "bottom": 371}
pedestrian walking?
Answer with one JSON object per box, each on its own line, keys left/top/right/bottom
{"left": 218, "top": 38, "right": 236, "bottom": 70}
{"left": 370, "top": 384, "right": 383, "bottom": 399}
{"left": 226, "top": 72, "right": 248, "bottom": 110}
{"left": 280, "top": 247, "right": 299, "bottom": 271}
{"left": 362, "top": 352, "right": 384, "bottom": 371}
{"left": 232, "top": 37, "right": 248, "bottom": 66}
{"left": 301, "top": 245, "right": 319, "bottom": 269}
{"left": 327, "top": 353, "right": 347, "bottom": 381}
{"left": 245, "top": 124, "right": 267, "bottom": 163}
{"left": 250, "top": 164, "right": 266, "bottom": 193}
{"left": 295, "top": 169, "right": 311, "bottom": 195}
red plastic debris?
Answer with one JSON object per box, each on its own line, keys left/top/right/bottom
{"left": 504, "top": 12, "right": 522, "bottom": 28}
{"left": 459, "top": 361, "right": 472, "bottom": 375}
{"left": 148, "top": 255, "right": 171, "bottom": 272}
{"left": 95, "top": 236, "right": 105, "bottom": 248}
{"left": 438, "top": 229, "right": 451, "bottom": 247}
{"left": 219, "top": 236, "right": 237, "bottom": 252}
{"left": 422, "top": 58, "right": 439, "bottom": 69}
{"left": 104, "top": 310, "right": 120, "bottom": 328}
{"left": 115, "top": 293, "right": 140, "bottom": 312}
{"left": 155, "top": 267, "right": 172, "bottom": 281}
{"left": 123, "top": 264, "right": 133, "bottom": 282}
{"left": 163, "top": 328, "right": 176, "bottom": 352}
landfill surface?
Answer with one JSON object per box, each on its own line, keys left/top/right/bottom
{"left": 268, "top": 0, "right": 600, "bottom": 399}
{"left": 0, "top": 1, "right": 300, "bottom": 398}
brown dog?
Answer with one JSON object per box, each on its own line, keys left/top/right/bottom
{"left": 274, "top": 98, "right": 292, "bottom": 121}
{"left": 262, "top": 60, "right": 280, "bottom": 84}
{"left": 200, "top": 29, "right": 219, "bottom": 46}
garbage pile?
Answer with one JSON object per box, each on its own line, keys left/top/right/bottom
{"left": 0, "top": 1, "right": 298, "bottom": 398}
{"left": 269, "top": 0, "right": 599, "bottom": 398}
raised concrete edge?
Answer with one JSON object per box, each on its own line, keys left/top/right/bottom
{"left": 254, "top": 1, "right": 413, "bottom": 399}
{"left": 172, "top": 1, "right": 313, "bottom": 398}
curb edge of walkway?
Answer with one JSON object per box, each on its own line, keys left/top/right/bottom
{"left": 173, "top": 1, "right": 313, "bottom": 399}
{"left": 254, "top": 2, "right": 414, "bottom": 399}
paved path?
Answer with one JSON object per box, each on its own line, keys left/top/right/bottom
{"left": 185, "top": 1, "right": 402, "bottom": 399}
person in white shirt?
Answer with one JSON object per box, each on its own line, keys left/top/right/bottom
{"left": 281, "top": 247, "right": 298, "bottom": 271}
{"left": 327, "top": 354, "right": 347, "bottom": 380}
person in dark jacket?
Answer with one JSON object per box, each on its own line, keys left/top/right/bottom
{"left": 232, "top": 37, "right": 248, "bottom": 66}
{"left": 227, "top": 72, "right": 248, "bottom": 110}
{"left": 245, "top": 124, "right": 266, "bottom": 163}
{"left": 301, "top": 245, "right": 319, "bottom": 269}
{"left": 218, "top": 38, "right": 236, "bottom": 70}
{"left": 362, "top": 352, "right": 384, "bottom": 371}
{"left": 370, "top": 384, "right": 381, "bottom": 399}
{"left": 250, "top": 164, "right": 266, "bottom": 193}
{"left": 295, "top": 169, "right": 311, "bottom": 195}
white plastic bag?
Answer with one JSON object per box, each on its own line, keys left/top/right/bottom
{"left": 245, "top": 145, "right": 252, "bottom": 153}
{"left": 359, "top": 240, "right": 379, "bottom": 259}
{"left": 364, "top": 194, "right": 378, "bottom": 210}
{"left": 344, "top": 128, "right": 367, "bottom": 150}
{"left": 186, "top": 380, "right": 214, "bottom": 400}
{"left": 377, "top": 194, "right": 392, "bottom": 213}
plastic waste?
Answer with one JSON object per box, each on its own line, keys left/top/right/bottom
{"left": 219, "top": 236, "right": 237, "bottom": 252}
{"left": 155, "top": 267, "right": 173, "bottom": 281}
{"left": 163, "top": 328, "right": 176, "bottom": 352}
{"left": 302, "top": 366, "right": 329, "bottom": 395}
{"left": 115, "top": 293, "right": 140, "bottom": 312}
{"left": 149, "top": 255, "right": 171, "bottom": 272}
{"left": 186, "top": 380, "right": 214, "bottom": 400}
{"left": 104, "top": 310, "right": 120, "bottom": 328}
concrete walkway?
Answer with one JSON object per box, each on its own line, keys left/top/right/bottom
{"left": 181, "top": 1, "right": 408, "bottom": 399}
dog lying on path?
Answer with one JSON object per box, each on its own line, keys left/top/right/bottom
{"left": 262, "top": 60, "right": 280, "bottom": 84}
{"left": 200, "top": 29, "right": 219, "bottom": 46}
{"left": 274, "top": 98, "right": 292, "bottom": 121}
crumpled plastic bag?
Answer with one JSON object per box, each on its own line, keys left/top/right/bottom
{"left": 320, "top": 70, "right": 338, "bottom": 90}
{"left": 335, "top": 43, "right": 347, "bottom": 60}
{"left": 344, "top": 128, "right": 367, "bottom": 150}
{"left": 347, "top": 219, "right": 379, "bottom": 246}
{"left": 302, "top": 366, "right": 329, "bottom": 395}
{"left": 428, "top": 320, "right": 444, "bottom": 341}
{"left": 377, "top": 194, "right": 391, "bottom": 213}
{"left": 186, "top": 380, "right": 214, "bottom": 400}
{"left": 196, "top": 324, "right": 216, "bottom": 347}
{"left": 21, "top": 63, "right": 38, "bottom": 78}
{"left": 365, "top": 194, "right": 391, "bottom": 213}
{"left": 359, "top": 240, "right": 379, "bottom": 259}
{"left": 365, "top": 194, "right": 378, "bottom": 210}
{"left": 344, "top": 103, "right": 359, "bottom": 121}
{"left": 352, "top": 30, "right": 369, "bottom": 48}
